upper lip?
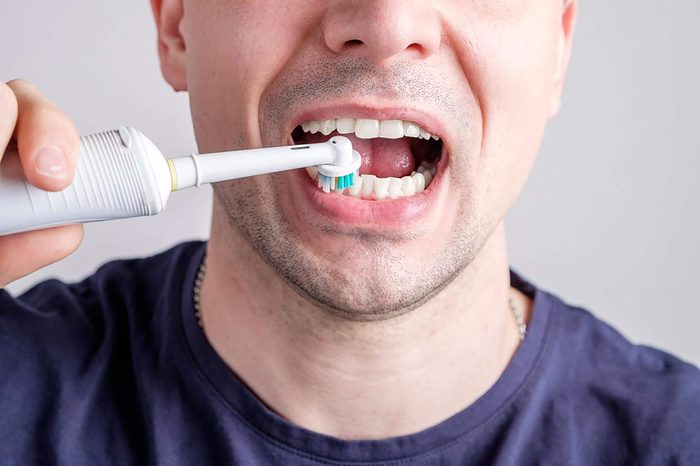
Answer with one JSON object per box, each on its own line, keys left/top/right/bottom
{"left": 286, "top": 101, "right": 450, "bottom": 148}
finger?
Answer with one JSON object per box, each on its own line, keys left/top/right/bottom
{"left": 0, "top": 224, "right": 84, "bottom": 288}
{"left": 0, "top": 82, "right": 19, "bottom": 160}
{"left": 6, "top": 79, "right": 80, "bottom": 192}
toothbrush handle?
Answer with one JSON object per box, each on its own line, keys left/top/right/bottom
{"left": 0, "top": 128, "right": 167, "bottom": 236}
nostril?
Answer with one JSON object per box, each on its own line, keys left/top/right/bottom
{"left": 344, "top": 39, "right": 364, "bottom": 47}
{"left": 406, "top": 43, "right": 425, "bottom": 56}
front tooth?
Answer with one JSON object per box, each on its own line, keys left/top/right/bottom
{"left": 361, "top": 175, "right": 375, "bottom": 198}
{"left": 309, "top": 120, "right": 321, "bottom": 134}
{"left": 347, "top": 176, "right": 363, "bottom": 197}
{"left": 401, "top": 176, "right": 416, "bottom": 196}
{"left": 419, "top": 129, "right": 430, "bottom": 140}
{"left": 379, "top": 120, "right": 404, "bottom": 139}
{"left": 413, "top": 172, "right": 426, "bottom": 192}
{"left": 355, "top": 119, "right": 380, "bottom": 139}
{"left": 320, "top": 119, "right": 336, "bottom": 136}
{"left": 336, "top": 118, "right": 356, "bottom": 134}
{"left": 387, "top": 177, "right": 403, "bottom": 198}
{"left": 374, "top": 177, "right": 389, "bottom": 199}
{"left": 403, "top": 121, "right": 421, "bottom": 138}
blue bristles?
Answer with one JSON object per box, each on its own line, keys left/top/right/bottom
{"left": 316, "top": 172, "right": 356, "bottom": 193}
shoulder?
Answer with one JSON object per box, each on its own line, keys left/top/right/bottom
{"left": 0, "top": 240, "right": 204, "bottom": 374}
{"left": 0, "top": 240, "right": 204, "bottom": 457}
{"left": 0, "top": 240, "right": 205, "bottom": 456}
{"left": 540, "top": 289, "right": 700, "bottom": 461}
{"left": 3, "top": 240, "right": 203, "bottom": 320}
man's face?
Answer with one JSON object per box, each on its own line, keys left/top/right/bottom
{"left": 175, "top": 0, "right": 572, "bottom": 319}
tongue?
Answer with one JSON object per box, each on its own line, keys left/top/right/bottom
{"left": 299, "top": 132, "right": 415, "bottom": 178}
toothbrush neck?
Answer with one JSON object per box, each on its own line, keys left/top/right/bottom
{"left": 170, "top": 141, "right": 341, "bottom": 191}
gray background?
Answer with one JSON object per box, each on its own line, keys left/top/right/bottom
{"left": 2, "top": 2, "right": 698, "bottom": 365}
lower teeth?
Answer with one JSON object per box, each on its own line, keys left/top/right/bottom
{"left": 306, "top": 161, "right": 438, "bottom": 200}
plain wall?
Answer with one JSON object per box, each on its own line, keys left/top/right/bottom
{"left": 2, "top": 1, "right": 698, "bottom": 366}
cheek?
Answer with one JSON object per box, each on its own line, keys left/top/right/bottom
{"left": 465, "top": 16, "right": 561, "bottom": 212}
{"left": 184, "top": 0, "right": 323, "bottom": 152}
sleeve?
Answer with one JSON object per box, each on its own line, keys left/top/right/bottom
{"left": 641, "top": 357, "right": 700, "bottom": 464}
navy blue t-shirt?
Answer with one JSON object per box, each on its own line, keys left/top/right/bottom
{"left": 1, "top": 241, "right": 699, "bottom": 465}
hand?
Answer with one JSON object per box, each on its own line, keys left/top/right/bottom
{"left": 0, "top": 79, "right": 83, "bottom": 288}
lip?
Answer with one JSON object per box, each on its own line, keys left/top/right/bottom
{"left": 278, "top": 101, "right": 451, "bottom": 229}
{"left": 285, "top": 142, "right": 448, "bottom": 229}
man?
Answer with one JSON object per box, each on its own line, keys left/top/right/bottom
{"left": 1, "top": 0, "right": 698, "bottom": 464}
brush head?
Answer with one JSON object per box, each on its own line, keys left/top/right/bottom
{"left": 316, "top": 149, "right": 362, "bottom": 193}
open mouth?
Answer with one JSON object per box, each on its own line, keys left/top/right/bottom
{"left": 291, "top": 118, "right": 443, "bottom": 200}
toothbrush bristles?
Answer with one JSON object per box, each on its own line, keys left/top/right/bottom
{"left": 316, "top": 172, "right": 356, "bottom": 193}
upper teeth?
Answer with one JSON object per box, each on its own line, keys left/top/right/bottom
{"left": 300, "top": 118, "right": 440, "bottom": 141}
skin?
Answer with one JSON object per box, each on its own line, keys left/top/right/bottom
{"left": 0, "top": 80, "right": 83, "bottom": 287}
{"left": 1, "top": 0, "right": 576, "bottom": 441}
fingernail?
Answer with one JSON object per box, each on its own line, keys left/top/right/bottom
{"left": 35, "top": 145, "right": 69, "bottom": 179}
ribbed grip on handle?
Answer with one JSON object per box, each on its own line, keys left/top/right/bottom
{"left": 0, "top": 128, "right": 165, "bottom": 235}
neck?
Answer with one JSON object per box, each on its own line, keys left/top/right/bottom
{"left": 200, "top": 218, "right": 528, "bottom": 440}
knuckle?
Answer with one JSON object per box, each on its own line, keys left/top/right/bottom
{"left": 8, "top": 79, "right": 54, "bottom": 115}
{"left": 21, "top": 95, "right": 56, "bottom": 118}
{"left": 20, "top": 104, "right": 75, "bottom": 139}
{"left": 5, "top": 78, "right": 34, "bottom": 97}
{"left": 3, "top": 80, "right": 79, "bottom": 170}
{"left": 5, "top": 77, "right": 27, "bottom": 88}
{"left": 29, "top": 104, "right": 61, "bottom": 125}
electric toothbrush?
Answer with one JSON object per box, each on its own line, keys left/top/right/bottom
{"left": 0, "top": 126, "right": 361, "bottom": 235}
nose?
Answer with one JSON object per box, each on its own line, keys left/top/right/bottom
{"left": 322, "top": 0, "right": 441, "bottom": 65}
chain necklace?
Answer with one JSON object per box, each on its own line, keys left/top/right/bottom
{"left": 193, "top": 255, "right": 207, "bottom": 328}
{"left": 192, "top": 256, "right": 527, "bottom": 341}
{"left": 509, "top": 296, "right": 527, "bottom": 341}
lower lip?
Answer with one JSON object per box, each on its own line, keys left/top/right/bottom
{"left": 290, "top": 150, "right": 449, "bottom": 229}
